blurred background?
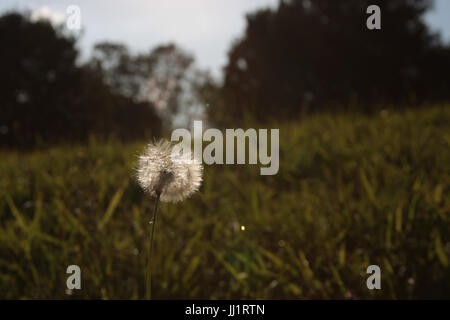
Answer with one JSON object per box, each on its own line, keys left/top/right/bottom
{"left": 0, "top": 0, "right": 449, "bottom": 299}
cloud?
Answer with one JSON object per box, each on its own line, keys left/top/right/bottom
{"left": 30, "top": 6, "right": 65, "bottom": 25}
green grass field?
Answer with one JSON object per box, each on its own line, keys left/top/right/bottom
{"left": 1, "top": 106, "right": 449, "bottom": 299}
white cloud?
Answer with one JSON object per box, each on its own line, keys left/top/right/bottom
{"left": 30, "top": 6, "right": 65, "bottom": 25}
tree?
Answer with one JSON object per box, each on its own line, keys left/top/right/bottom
{"left": 0, "top": 12, "right": 83, "bottom": 146}
{"left": 0, "top": 12, "right": 161, "bottom": 148}
{"left": 217, "top": 0, "right": 450, "bottom": 125}
{"left": 90, "top": 42, "right": 206, "bottom": 130}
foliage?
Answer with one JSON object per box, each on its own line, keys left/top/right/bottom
{"left": 214, "top": 0, "right": 450, "bottom": 125}
{"left": 0, "top": 13, "right": 161, "bottom": 148}
{"left": 89, "top": 42, "right": 207, "bottom": 130}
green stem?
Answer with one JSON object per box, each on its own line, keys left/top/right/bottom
{"left": 146, "top": 195, "right": 160, "bottom": 300}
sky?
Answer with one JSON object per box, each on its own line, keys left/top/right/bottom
{"left": 3, "top": 0, "right": 450, "bottom": 78}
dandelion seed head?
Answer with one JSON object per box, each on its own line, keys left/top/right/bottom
{"left": 137, "top": 139, "right": 203, "bottom": 202}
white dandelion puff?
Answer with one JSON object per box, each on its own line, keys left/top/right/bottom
{"left": 137, "top": 139, "right": 203, "bottom": 202}
{"left": 135, "top": 138, "right": 202, "bottom": 299}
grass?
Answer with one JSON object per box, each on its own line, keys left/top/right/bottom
{"left": 0, "top": 105, "right": 449, "bottom": 299}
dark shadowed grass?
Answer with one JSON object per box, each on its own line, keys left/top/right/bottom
{"left": 0, "top": 105, "right": 449, "bottom": 299}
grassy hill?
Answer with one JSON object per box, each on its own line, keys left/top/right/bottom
{"left": 1, "top": 105, "right": 449, "bottom": 299}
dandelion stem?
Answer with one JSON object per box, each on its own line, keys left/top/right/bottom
{"left": 146, "top": 194, "right": 160, "bottom": 300}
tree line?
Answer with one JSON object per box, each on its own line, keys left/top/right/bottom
{"left": 1, "top": 0, "right": 450, "bottom": 148}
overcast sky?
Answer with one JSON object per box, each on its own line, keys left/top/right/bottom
{"left": 3, "top": 0, "right": 450, "bottom": 77}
